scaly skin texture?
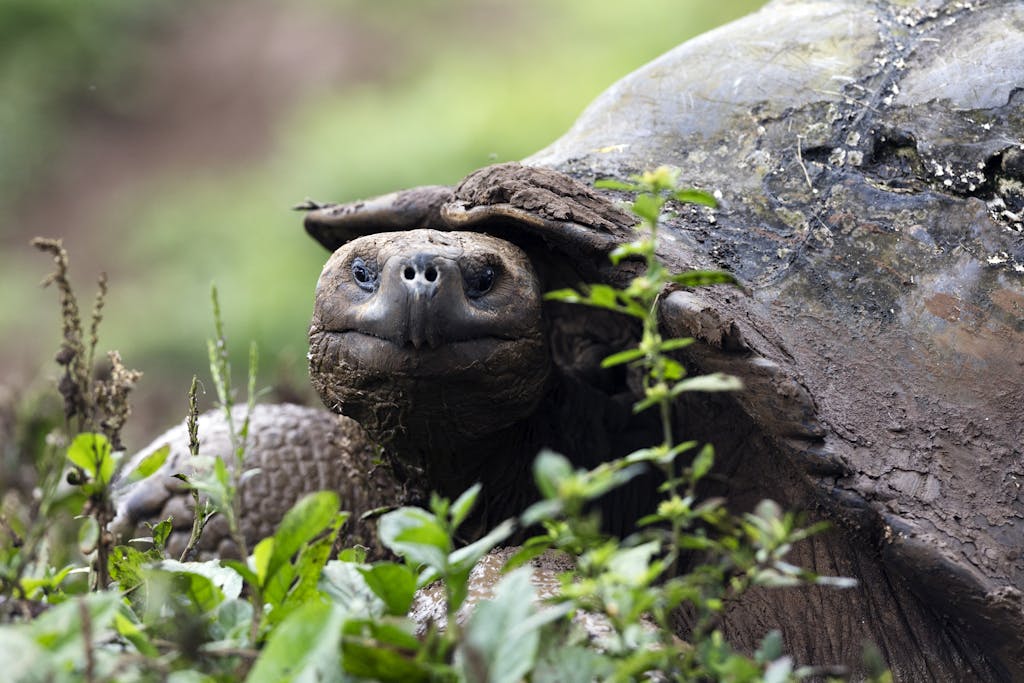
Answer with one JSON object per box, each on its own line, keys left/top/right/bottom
{"left": 112, "top": 404, "right": 403, "bottom": 558}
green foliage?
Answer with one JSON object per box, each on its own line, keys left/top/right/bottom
{"left": 549, "top": 167, "right": 739, "bottom": 447}
{"left": 378, "top": 486, "right": 515, "bottom": 623}
{"left": 65, "top": 433, "right": 115, "bottom": 494}
{"left": 0, "top": 241, "right": 148, "bottom": 594}
{"left": 458, "top": 568, "right": 543, "bottom": 683}
{"left": 0, "top": 592, "right": 125, "bottom": 682}
{"left": 1, "top": 170, "right": 888, "bottom": 681}
{"left": 246, "top": 600, "right": 345, "bottom": 683}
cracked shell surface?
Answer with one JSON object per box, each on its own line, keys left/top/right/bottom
{"left": 530, "top": 0, "right": 1022, "bottom": 678}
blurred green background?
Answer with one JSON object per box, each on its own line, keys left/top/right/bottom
{"left": 0, "top": 0, "right": 766, "bottom": 442}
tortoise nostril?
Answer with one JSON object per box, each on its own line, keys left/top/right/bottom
{"left": 425, "top": 266, "right": 438, "bottom": 282}
{"left": 403, "top": 266, "right": 415, "bottom": 280}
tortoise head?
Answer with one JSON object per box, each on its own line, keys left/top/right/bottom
{"left": 309, "top": 228, "right": 549, "bottom": 448}
{"left": 303, "top": 162, "right": 637, "bottom": 452}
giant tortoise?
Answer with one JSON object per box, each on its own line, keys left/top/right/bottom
{"left": 115, "top": 0, "right": 1024, "bottom": 679}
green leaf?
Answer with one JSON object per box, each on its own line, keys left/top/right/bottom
{"left": 337, "top": 546, "right": 367, "bottom": 563}
{"left": 266, "top": 491, "right": 341, "bottom": 584}
{"left": 628, "top": 440, "right": 697, "bottom": 466}
{"left": 187, "top": 456, "right": 231, "bottom": 511}
{"left": 167, "top": 560, "right": 243, "bottom": 600}
{"left": 711, "top": 652, "right": 762, "bottom": 680}
{"left": 662, "top": 358, "right": 685, "bottom": 381}
{"left": 533, "top": 450, "right": 573, "bottom": 499}
{"left": 756, "top": 629, "right": 784, "bottom": 663}
{"left": 252, "top": 537, "right": 274, "bottom": 587}
{"left": 632, "top": 393, "right": 661, "bottom": 414}
{"left": 532, "top": 644, "right": 614, "bottom": 683}
{"left": 0, "top": 628, "right": 44, "bottom": 681}
{"left": 19, "top": 565, "right": 76, "bottom": 600}
{"left": 607, "top": 541, "right": 660, "bottom": 586}
{"left": 245, "top": 600, "right": 345, "bottom": 683}
{"left": 459, "top": 567, "right": 540, "bottom": 683}
{"left": 594, "top": 178, "right": 641, "bottom": 192}
{"left": 132, "top": 444, "right": 170, "bottom": 479}
{"left": 214, "top": 456, "right": 230, "bottom": 489}
{"left": 114, "top": 611, "right": 158, "bottom": 657}
{"left": 449, "top": 518, "right": 516, "bottom": 576}
{"left": 67, "top": 432, "right": 114, "bottom": 485}
{"left": 78, "top": 515, "right": 99, "bottom": 554}
{"left": 319, "top": 561, "right": 384, "bottom": 616}
{"left": 609, "top": 240, "right": 651, "bottom": 265}
{"left": 753, "top": 499, "right": 783, "bottom": 524}
{"left": 150, "top": 562, "right": 232, "bottom": 613}
{"left": 427, "top": 492, "right": 451, "bottom": 521}
{"left": 359, "top": 563, "right": 418, "bottom": 616}
{"left": 347, "top": 618, "right": 422, "bottom": 654}
{"left": 668, "top": 269, "right": 737, "bottom": 288}
{"left": 657, "top": 337, "right": 695, "bottom": 352}
{"left": 600, "top": 347, "right": 645, "bottom": 368}
{"left": 379, "top": 507, "right": 449, "bottom": 570}
{"left": 581, "top": 463, "right": 647, "bottom": 501}
{"left": 695, "top": 496, "right": 726, "bottom": 516}
{"left": 638, "top": 166, "right": 680, "bottom": 192}
{"left": 449, "top": 483, "right": 481, "bottom": 531}
{"left": 267, "top": 519, "right": 343, "bottom": 625}
{"left": 29, "top": 592, "right": 122, "bottom": 668}
{"left": 341, "top": 619, "right": 434, "bottom": 682}
{"left": 543, "top": 288, "right": 583, "bottom": 303}
{"left": 631, "top": 193, "right": 664, "bottom": 224}
{"left": 519, "top": 499, "right": 563, "bottom": 527}
{"left": 671, "top": 372, "right": 743, "bottom": 394}
{"left": 690, "top": 444, "right": 715, "bottom": 482}
{"left": 108, "top": 545, "right": 162, "bottom": 594}
{"left": 677, "top": 535, "right": 715, "bottom": 550}
{"left": 147, "top": 517, "right": 173, "bottom": 550}
{"left": 619, "top": 298, "right": 650, "bottom": 319}
{"left": 503, "top": 543, "right": 549, "bottom": 573}
{"left": 209, "top": 598, "right": 254, "bottom": 643}
{"left": 169, "top": 671, "right": 219, "bottom": 683}
{"left": 672, "top": 188, "right": 718, "bottom": 207}
{"left": 586, "top": 284, "right": 620, "bottom": 309}
{"left": 221, "top": 559, "right": 260, "bottom": 589}
{"left": 764, "top": 656, "right": 794, "bottom": 683}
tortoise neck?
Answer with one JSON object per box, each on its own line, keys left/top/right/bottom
{"left": 385, "top": 421, "right": 539, "bottom": 539}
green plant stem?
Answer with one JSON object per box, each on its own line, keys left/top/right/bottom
{"left": 206, "top": 285, "right": 255, "bottom": 561}
{"left": 93, "top": 504, "right": 112, "bottom": 590}
{"left": 657, "top": 375, "right": 674, "bottom": 449}
{"left": 181, "top": 376, "right": 207, "bottom": 562}
{"left": 249, "top": 593, "right": 264, "bottom": 650}
{"left": 79, "top": 597, "right": 96, "bottom": 683}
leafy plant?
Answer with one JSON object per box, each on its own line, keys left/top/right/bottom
{"left": 0, "top": 240, "right": 158, "bottom": 599}
{"left": 174, "top": 284, "right": 262, "bottom": 564}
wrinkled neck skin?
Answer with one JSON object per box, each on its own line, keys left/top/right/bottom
{"left": 376, "top": 359, "right": 659, "bottom": 542}
{"left": 382, "top": 417, "right": 542, "bottom": 542}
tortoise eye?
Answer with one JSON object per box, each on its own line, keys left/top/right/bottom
{"left": 351, "top": 257, "right": 376, "bottom": 292}
{"left": 464, "top": 265, "right": 495, "bottom": 298}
